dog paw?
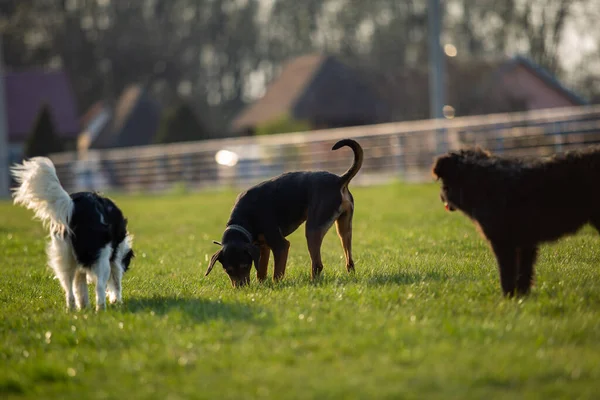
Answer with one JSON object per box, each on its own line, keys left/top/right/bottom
{"left": 67, "top": 296, "right": 76, "bottom": 311}
{"left": 107, "top": 292, "right": 122, "bottom": 304}
{"left": 109, "top": 297, "right": 122, "bottom": 305}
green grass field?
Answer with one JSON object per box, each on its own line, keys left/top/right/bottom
{"left": 1, "top": 183, "right": 600, "bottom": 399}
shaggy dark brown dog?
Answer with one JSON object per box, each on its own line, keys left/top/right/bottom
{"left": 432, "top": 147, "right": 600, "bottom": 296}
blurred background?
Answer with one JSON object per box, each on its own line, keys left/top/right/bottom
{"left": 1, "top": 0, "right": 600, "bottom": 194}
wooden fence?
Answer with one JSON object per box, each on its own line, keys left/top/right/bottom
{"left": 49, "top": 105, "right": 600, "bottom": 193}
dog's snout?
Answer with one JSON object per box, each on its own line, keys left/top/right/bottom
{"left": 229, "top": 273, "right": 251, "bottom": 288}
{"left": 231, "top": 278, "right": 250, "bottom": 288}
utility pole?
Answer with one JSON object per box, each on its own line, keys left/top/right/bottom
{"left": 427, "top": 0, "right": 446, "bottom": 120}
{"left": 0, "top": 34, "right": 10, "bottom": 198}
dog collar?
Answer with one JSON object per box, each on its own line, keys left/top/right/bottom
{"left": 224, "top": 224, "right": 253, "bottom": 243}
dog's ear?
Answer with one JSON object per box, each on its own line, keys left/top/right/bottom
{"left": 205, "top": 248, "right": 223, "bottom": 276}
{"left": 432, "top": 154, "right": 457, "bottom": 181}
{"left": 244, "top": 243, "right": 260, "bottom": 270}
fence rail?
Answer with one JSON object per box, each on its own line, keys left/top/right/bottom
{"left": 49, "top": 105, "right": 600, "bottom": 193}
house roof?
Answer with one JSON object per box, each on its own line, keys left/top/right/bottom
{"left": 231, "top": 54, "right": 328, "bottom": 131}
{"left": 85, "top": 84, "right": 161, "bottom": 149}
{"left": 4, "top": 69, "right": 80, "bottom": 141}
{"left": 231, "top": 54, "right": 387, "bottom": 131}
{"left": 507, "top": 55, "right": 588, "bottom": 105}
{"left": 361, "top": 55, "right": 586, "bottom": 121}
{"left": 112, "top": 88, "right": 161, "bottom": 148}
{"left": 232, "top": 54, "right": 586, "bottom": 130}
{"left": 366, "top": 58, "right": 510, "bottom": 120}
{"left": 293, "top": 56, "right": 388, "bottom": 125}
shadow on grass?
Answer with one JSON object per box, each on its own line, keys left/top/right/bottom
{"left": 121, "top": 296, "right": 273, "bottom": 325}
{"left": 366, "top": 270, "right": 449, "bottom": 286}
{"left": 0, "top": 378, "right": 25, "bottom": 396}
{"left": 248, "top": 270, "right": 450, "bottom": 290}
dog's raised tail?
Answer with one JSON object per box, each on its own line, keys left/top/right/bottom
{"left": 11, "top": 157, "right": 73, "bottom": 236}
{"left": 332, "top": 139, "right": 363, "bottom": 188}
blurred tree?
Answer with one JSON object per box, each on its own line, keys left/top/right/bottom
{"left": 24, "top": 105, "right": 64, "bottom": 158}
{"left": 568, "top": 52, "right": 600, "bottom": 102}
{"left": 368, "top": 1, "right": 428, "bottom": 66}
{"left": 266, "top": 0, "right": 427, "bottom": 66}
{"left": 154, "top": 103, "right": 210, "bottom": 144}
{"left": 518, "top": 0, "right": 574, "bottom": 74}
{"left": 200, "top": 0, "right": 263, "bottom": 130}
{"left": 268, "top": 0, "right": 322, "bottom": 57}
{"left": 3, "top": 0, "right": 599, "bottom": 132}
{"left": 446, "top": 0, "right": 576, "bottom": 76}
{"left": 1, "top": 0, "right": 62, "bottom": 68}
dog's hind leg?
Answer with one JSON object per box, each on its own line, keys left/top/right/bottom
{"left": 306, "top": 228, "right": 326, "bottom": 279}
{"left": 91, "top": 245, "right": 112, "bottom": 311}
{"left": 490, "top": 242, "right": 518, "bottom": 297}
{"left": 107, "top": 261, "right": 123, "bottom": 304}
{"left": 306, "top": 196, "right": 342, "bottom": 279}
{"left": 257, "top": 244, "right": 271, "bottom": 282}
{"left": 335, "top": 209, "right": 355, "bottom": 273}
{"left": 73, "top": 269, "right": 89, "bottom": 309}
{"left": 516, "top": 246, "right": 538, "bottom": 296}
{"left": 48, "top": 236, "right": 77, "bottom": 310}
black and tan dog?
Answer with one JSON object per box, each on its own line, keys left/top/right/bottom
{"left": 432, "top": 147, "right": 600, "bottom": 297}
{"left": 205, "top": 139, "right": 363, "bottom": 287}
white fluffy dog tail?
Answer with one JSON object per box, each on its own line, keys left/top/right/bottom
{"left": 11, "top": 157, "right": 74, "bottom": 237}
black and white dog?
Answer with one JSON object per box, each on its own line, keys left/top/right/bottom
{"left": 11, "top": 157, "right": 134, "bottom": 311}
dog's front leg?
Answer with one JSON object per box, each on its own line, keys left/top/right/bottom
{"left": 107, "top": 262, "right": 123, "bottom": 304}
{"left": 257, "top": 244, "right": 271, "bottom": 282}
{"left": 272, "top": 240, "right": 290, "bottom": 282}
{"left": 491, "top": 242, "right": 518, "bottom": 297}
{"left": 516, "top": 246, "right": 537, "bottom": 296}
